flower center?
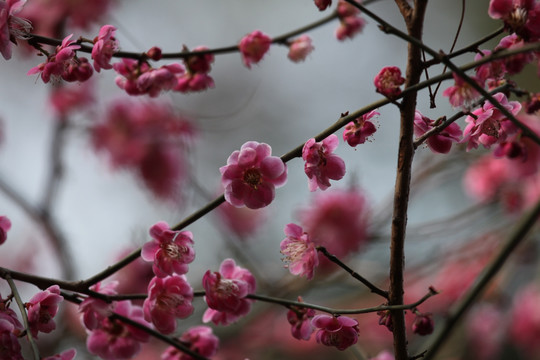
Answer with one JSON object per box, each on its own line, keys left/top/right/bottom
{"left": 243, "top": 168, "right": 262, "bottom": 189}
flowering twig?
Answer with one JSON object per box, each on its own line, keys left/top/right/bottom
{"left": 317, "top": 246, "right": 389, "bottom": 299}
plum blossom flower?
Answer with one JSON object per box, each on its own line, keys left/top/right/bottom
{"left": 343, "top": 110, "right": 379, "bottom": 147}
{"left": 286, "top": 297, "right": 316, "bottom": 340}
{"left": 26, "top": 285, "right": 63, "bottom": 338}
{"left": 91, "top": 24, "right": 118, "bottom": 72}
{"left": 495, "top": 33, "right": 536, "bottom": 74}
{"left": 302, "top": 135, "right": 346, "bottom": 192}
{"left": 287, "top": 35, "right": 314, "bottom": 63}
{"left": 412, "top": 312, "right": 434, "bottom": 335}
{"left": 239, "top": 30, "right": 271, "bottom": 68}
{"left": 0, "top": 215, "right": 11, "bottom": 245}
{"left": 0, "top": 317, "right": 23, "bottom": 360}
{"left": 143, "top": 275, "right": 194, "bottom": 334}
{"left": 49, "top": 81, "right": 94, "bottom": 117}
{"left": 0, "top": 0, "right": 31, "bottom": 60}
{"left": 298, "top": 188, "right": 371, "bottom": 268}
{"left": 280, "top": 223, "right": 319, "bottom": 280}
{"left": 162, "top": 326, "right": 219, "bottom": 360}
{"left": 79, "top": 281, "right": 118, "bottom": 330}
{"left": 509, "top": 284, "right": 540, "bottom": 355}
{"left": 462, "top": 92, "right": 521, "bottom": 151}
{"left": 220, "top": 141, "right": 287, "bottom": 209}
{"left": 488, "top": 0, "right": 540, "bottom": 41}
{"left": 141, "top": 221, "right": 195, "bottom": 277}
{"left": 443, "top": 73, "right": 482, "bottom": 109}
{"left": 466, "top": 304, "right": 504, "bottom": 360}
{"left": 314, "top": 0, "right": 332, "bottom": 11}
{"left": 335, "top": 0, "right": 365, "bottom": 41}
{"left": 42, "top": 349, "right": 77, "bottom": 360}
{"left": 374, "top": 66, "right": 405, "bottom": 98}
{"left": 86, "top": 300, "right": 150, "bottom": 360}
{"left": 312, "top": 314, "right": 359, "bottom": 350}
{"left": 413, "top": 111, "right": 462, "bottom": 154}
{"left": 176, "top": 45, "right": 215, "bottom": 93}
{"left": 202, "top": 258, "right": 256, "bottom": 325}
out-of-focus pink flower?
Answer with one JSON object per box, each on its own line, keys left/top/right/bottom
{"left": 202, "top": 258, "right": 256, "bottom": 326}
{"left": 495, "top": 33, "right": 536, "bottom": 74}
{"left": 489, "top": 0, "right": 540, "bottom": 41}
{"left": 474, "top": 50, "right": 507, "bottom": 85}
{"left": 462, "top": 92, "right": 521, "bottom": 151}
{"left": 42, "top": 348, "right": 77, "bottom": 360}
{"left": 0, "top": 215, "right": 11, "bottom": 245}
{"left": 141, "top": 221, "right": 195, "bottom": 277}
{"left": 217, "top": 201, "right": 267, "bottom": 238}
{"left": 239, "top": 30, "right": 272, "bottom": 68}
{"left": 312, "top": 315, "right": 359, "bottom": 351}
{"left": 288, "top": 35, "right": 314, "bottom": 63}
{"left": 49, "top": 81, "right": 94, "bottom": 117}
{"left": 509, "top": 284, "right": 540, "bottom": 355}
{"left": 0, "top": 0, "right": 31, "bottom": 60}
{"left": 280, "top": 223, "right": 319, "bottom": 280}
{"left": 79, "top": 281, "right": 118, "bottom": 331}
{"left": 374, "top": 66, "right": 405, "bottom": 98}
{"left": 91, "top": 100, "right": 194, "bottom": 199}
{"left": 343, "top": 110, "right": 379, "bottom": 147}
{"left": 0, "top": 317, "right": 23, "bottom": 360}
{"left": 143, "top": 275, "right": 194, "bottom": 334}
{"left": 220, "top": 141, "right": 287, "bottom": 209}
{"left": 26, "top": 285, "right": 63, "bottom": 338}
{"left": 302, "top": 135, "right": 346, "bottom": 192}
{"left": 92, "top": 24, "right": 118, "bottom": 72}
{"left": 443, "top": 73, "right": 482, "bottom": 109}
{"left": 411, "top": 312, "right": 434, "bottom": 335}
{"left": 369, "top": 350, "right": 395, "bottom": 360}
{"left": 314, "top": 0, "right": 332, "bottom": 11}
{"left": 86, "top": 300, "right": 150, "bottom": 360}
{"left": 287, "top": 297, "right": 316, "bottom": 340}
{"left": 162, "top": 326, "right": 219, "bottom": 360}
{"left": 335, "top": 0, "right": 365, "bottom": 41}
{"left": 466, "top": 304, "right": 504, "bottom": 360}
{"left": 413, "top": 111, "right": 462, "bottom": 154}
{"left": 298, "top": 188, "right": 371, "bottom": 267}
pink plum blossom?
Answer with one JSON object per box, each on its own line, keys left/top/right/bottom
{"left": 49, "top": 81, "right": 94, "bottom": 117}
{"left": 488, "top": 0, "right": 540, "bottom": 41}
{"left": 442, "top": 73, "right": 482, "bottom": 109}
{"left": 92, "top": 24, "right": 119, "bottom": 72}
{"left": 411, "top": 312, "right": 434, "bottom": 335}
{"left": 286, "top": 297, "right": 316, "bottom": 340}
{"left": 374, "top": 66, "right": 405, "bottom": 98}
{"left": 298, "top": 188, "right": 371, "bottom": 268}
{"left": 343, "top": 110, "right": 379, "bottom": 147}
{"left": 86, "top": 300, "right": 150, "bottom": 360}
{"left": 79, "top": 281, "right": 118, "bottom": 330}
{"left": 462, "top": 92, "right": 521, "bottom": 151}
{"left": 312, "top": 314, "right": 360, "bottom": 350}
{"left": 161, "top": 326, "right": 219, "bottom": 360}
{"left": 413, "top": 111, "right": 462, "bottom": 153}
{"left": 143, "top": 275, "right": 194, "bottom": 334}
{"left": 42, "top": 349, "right": 77, "bottom": 360}
{"left": 280, "top": 223, "right": 319, "bottom": 280}
{"left": 176, "top": 45, "right": 215, "bottom": 93}
{"left": 495, "top": 33, "right": 536, "bottom": 74}
{"left": 302, "top": 134, "right": 346, "bottom": 191}
{"left": 239, "top": 30, "right": 271, "bottom": 68}
{"left": 509, "top": 284, "right": 540, "bottom": 355}
{"left": 0, "top": 0, "right": 31, "bottom": 60}
{"left": 314, "top": 0, "right": 332, "bottom": 11}
{"left": 288, "top": 35, "right": 314, "bottom": 62}
{"left": 335, "top": 0, "right": 365, "bottom": 41}
{"left": 0, "top": 318, "right": 23, "bottom": 360}
{"left": 220, "top": 141, "right": 287, "bottom": 209}
{"left": 466, "top": 304, "right": 504, "bottom": 360}
{"left": 0, "top": 215, "right": 11, "bottom": 245}
{"left": 141, "top": 221, "right": 195, "bottom": 277}
{"left": 202, "top": 258, "right": 256, "bottom": 325}
{"left": 26, "top": 285, "right": 63, "bottom": 338}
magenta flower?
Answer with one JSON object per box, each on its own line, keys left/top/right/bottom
{"left": 442, "top": 73, "right": 482, "bottom": 109}
{"left": 413, "top": 111, "right": 462, "bottom": 154}
{"left": 314, "top": 0, "right": 332, "bottom": 11}
{"left": 412, "top": 312, "right": 434, "bottom": 335}
{"left": 26, "top": 285, "right": 63, "bottom": 338}
{"left": 280, "top": 223, "right": 319, "bottom": 280}
{"left": 374, "top": 66, "right": 405, "bottom": 98}
{"left": 0, "top": 0, "right": 31, "bottom": 60}
{"left": 509, "top": 285, "right": 540, "bottom": 356}
{"left": 42, "top": 349, "right": 77, "bottom": 360}
{"left": 0, "top": 215, "right": 11, "bottom": 245}
{"left": 79, "top": 281, "right": 118, "bottom": 331}
{"left": 92, "top": 24, "right": 119, "bottom": 72}
{"left": 343, "top": 110, "right": 379, "bottom": 147}
{"left": 335, "top": 0, "right": 365, "bottom": 41}
{"left": 302, "top": 134, "right": 346, "bottom": 192}
{"left": 495, "top": 33, "right": 536, "bottom": 75}
{"left": 162, "top": 326, "right": 219, "bottom": 360}
{"left": 286, "top": 297, "right": 316, "bottom": 340}
{"left": 220, "top": 141, "right": 287, "bottom": 209}
{"left": 489, "top": 0, "right": 540, "bottom": 41}
{"left": 312, "top": 314, "right": 360, "bottom": 351}
{"left": 141, "top": 221, "right": 195, "bottom": 277}
{"left": 86, "top": 300, "right": 150, "bottom": 360}
{"left": 143, "top": 275, "right": 194, "bottom": 334}
{"left": 462, "top": 92, "right": 522, "bottom": 151}
{"left": 202, "top": 258, "right": 256, "bottom": 325}
{"left": 288, "top": 35, "right": 314, "bottom": 63}
{"left": 0, "top": 317, "right": 23, "bottom": 360}
{"left": 239, "top": 30, "right": 272, "bottom": 68}
{"left": 49, "top": 81, "right": 94, "bottom": 117}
